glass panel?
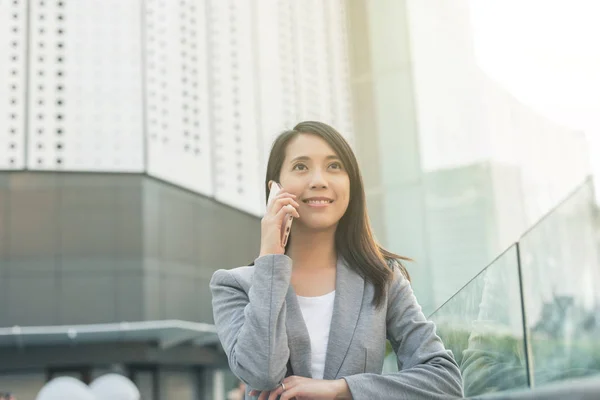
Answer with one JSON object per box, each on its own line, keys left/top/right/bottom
{"left": 520, "top": 178, "right": 600, "bottom": 386}
{"left": 429, "top": 245, "right": 529, "bottom": 397}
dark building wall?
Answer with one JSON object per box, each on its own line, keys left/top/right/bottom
{"left": 0, "top": 172, "right": 260, "bottom": 327}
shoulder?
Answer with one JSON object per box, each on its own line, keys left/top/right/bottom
{"left": 385, "top": 258, "right": 413, "bottom": 305}
{"left": 210, "top": 265, "right": 255, "bottom": 291}
{"left": 385, "top": 258, "right": 409, "bottom": 283}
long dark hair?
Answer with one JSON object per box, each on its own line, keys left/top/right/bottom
{"left": 265, "top": 121, "right": 411, "bottom": 308}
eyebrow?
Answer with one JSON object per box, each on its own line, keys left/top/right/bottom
{"left": 290, "top": 155, "right": 340, "bottom": 163}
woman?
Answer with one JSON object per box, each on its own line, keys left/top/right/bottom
{"left": 210, "top": 121, "right": 463, "bottom": 399}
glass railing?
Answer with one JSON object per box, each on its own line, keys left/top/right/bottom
{"left": 429, "top": 245, "right": 530, "bottom": 396}
{"left": 426, "top": 177, "right": 600, "bottom": 397}
{"left": 519, "top": 177, "right": 600, "bottom": 387}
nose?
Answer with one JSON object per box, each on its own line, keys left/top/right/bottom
{"left": 309, "top": 169, "right": 328, "bottom": 189}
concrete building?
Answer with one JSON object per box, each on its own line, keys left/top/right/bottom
{"left": 0, "top": 0, "right": 353, "bottom": 398}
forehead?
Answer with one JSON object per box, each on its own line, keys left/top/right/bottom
{"left": 284, "top": 133, "right": 338, "bottom": 159}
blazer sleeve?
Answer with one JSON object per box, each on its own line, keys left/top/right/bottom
{"left": 343, "top": 267, "right": 464, "bottom": 399}
{"left": 209, "top": 254, "right": 292, "bottom": 391}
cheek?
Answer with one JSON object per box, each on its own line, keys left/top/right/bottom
{"left": 338, "top": 197, "right": 350, "bottom": 215}
{"left": 336, "top": 185, "right": 351, "bottom": 213}
{"left": 279, "top": 176, "right": 303, "bottom": 195}
{"left": 339, "top": 181, "right": 351, "bottom": 203}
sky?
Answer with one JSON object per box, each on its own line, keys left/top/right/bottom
{"left": 468, "top": 0, "right": 600, "bottom": 193}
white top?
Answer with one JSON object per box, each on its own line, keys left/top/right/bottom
{"left": 296, "top": 290, "right": 336, "bottom": 380}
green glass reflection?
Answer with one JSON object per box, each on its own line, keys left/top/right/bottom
{"left": 520, "top": 178, "right": 600, "bottom": 386}
{"left": 428, "top": 245, "right": 529, "bottom": 397}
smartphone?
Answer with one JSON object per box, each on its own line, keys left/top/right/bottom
{"left": 267, "top": 181, "right": 294, "bottom": 248}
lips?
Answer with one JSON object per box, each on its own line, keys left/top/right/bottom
{"left": 305, "top": 200, "right": 332, "bottom": 205}
{"left": 303, "top": 197, "right": 334, "bottom": 204}
{"left": 302, "top": 197, "right": 334, "bottom": 207}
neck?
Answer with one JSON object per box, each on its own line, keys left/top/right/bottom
{"left": 286, "top": 224, "right": 338, "bottom": 271}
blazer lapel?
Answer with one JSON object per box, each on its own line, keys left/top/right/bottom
{"left": 322, "top": 256, "right": 365, "bottom": 380}
{"left": 285, "top": 286, "right": 312, "bottom": 378}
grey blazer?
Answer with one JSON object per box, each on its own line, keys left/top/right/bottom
{"left": 210, "top": 254, "right": 463, "bottom": 399}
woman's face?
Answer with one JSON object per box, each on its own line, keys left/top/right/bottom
{"left": 278, "top": 133, "right": 351, "bottom": 231}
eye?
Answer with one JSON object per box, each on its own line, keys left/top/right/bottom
{"left": 292, "top": 163, "right": 307, "bottom": 171}
{"left": 329, "top": 162, "right": 343, "bottom": 170}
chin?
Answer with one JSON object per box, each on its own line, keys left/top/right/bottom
{"left": 299, "top": 217, "right": 340, "bottom": 232}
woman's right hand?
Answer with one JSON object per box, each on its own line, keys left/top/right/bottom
{"left": 259, "top": 190, "right": 300, "bottom": 257}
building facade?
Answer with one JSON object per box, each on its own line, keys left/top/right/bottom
{"left": 0, "top": 0, "right": 353, "bottom": 398}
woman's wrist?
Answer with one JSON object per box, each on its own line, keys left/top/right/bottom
{"left": 333, "top": 378, "right": 352, "bottom": 399}
{"left": 258, "top": 248, "right": 285, "bottom": 258}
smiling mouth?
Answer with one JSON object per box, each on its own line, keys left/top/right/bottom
{"left": 303, "top": 199, "right": 334, "bottom": 205}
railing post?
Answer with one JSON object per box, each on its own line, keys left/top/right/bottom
{"left": 515, "top": 242, "right": 535, "bottom": 388}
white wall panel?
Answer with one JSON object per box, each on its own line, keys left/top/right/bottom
{"left": 288, "top": 0, "right": 353, "bottom": 141}
{"left": 254, "top": 0, "right": 291, "bottom": 209}
{"left": 290, "top": 1, "right": 329, "bottom": 123}
{"left": 0, "top": 0, "right": 27, "bottom": 169}
{"left": 40, "top": 0, "right": 355, "bottom": 216}
{"left": 3, "top": 0, "right": 354, "bottom": 218}
{"left": 254, "top": 1, "right": 355, "bottom": 212}
{"left": 325, "top": 0, "right": 354, "bottom": 144}
{"left": 27, "top": 0, "right": 144, "bottom": 171}
{"left": 145, "top": 0, "right": 213, "bottom": 196}
{"left": 208, "top": 0, "right": 262, "bottom": 215}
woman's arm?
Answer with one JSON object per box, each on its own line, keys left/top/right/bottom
{"left": 210, "top": 254, "right": 292, "bottom": 391}
{"left": 343, "top": 267, "right": 464, "bottom": 399}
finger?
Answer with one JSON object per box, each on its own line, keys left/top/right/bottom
{"left": 282, "top": 376, "right": 297, "bottom": 385}
{"left": 280, "top": 386, "right": 300, "bottom": 400}
{"left": 249, "top": 390, "right": 259, "bottom": 396}
{"left": 267, "top": 192, "right": 297, "bottom": 208}
{"left": 274, "top": 191, "right": 297, "bottom": 199}
{"left": 267, "top": 386, "right": 283, "bottom": 400}
{"left": 267, "top": 196, "right": 299, "bottom": 216}
{"left": 273, "top": 197, "right": 300, "bottom": 212}
{"left": 257, "top": 390, "right": 269, "bottom": 400}
{"left": 276, "top": 203, "right": 300, "bottom": 221}
{"left": 276, "top": 204, "right": 300, "bottom": 221}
